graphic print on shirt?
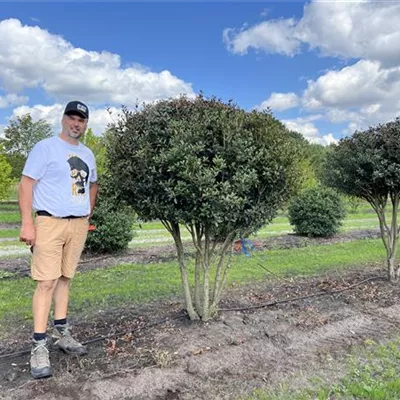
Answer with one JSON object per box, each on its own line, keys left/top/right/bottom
{"left": 67, "top": 156, "right": 89, "bottom": 196}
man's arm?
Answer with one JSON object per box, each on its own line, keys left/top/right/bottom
{"left": 19, "top": 176, "right": 36, "bottom": 246}
{"left": 89, "top": 182, "right": 99, "bottom": 218}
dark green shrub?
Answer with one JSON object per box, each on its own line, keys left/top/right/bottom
{"left": 288, "top": 187, "right": 346, "bottom": 237}
{"left": 106, "top": 95, "right": 303, "bottom": 320}
{"left": 85, "top": 196, "right": 135, "bottom": 254}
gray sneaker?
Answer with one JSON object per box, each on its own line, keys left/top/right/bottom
{"left": 30, "top": 338, "right": 52, "bottom": 379}
{"left": 51, "top": 324, "right": 88, "bottom": 356}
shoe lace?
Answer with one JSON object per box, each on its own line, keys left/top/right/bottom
{"left": 60, "top": 327, "right": 82, "bottom": 347}
{"left": 32, "top": 342, "right": 49, "bottom": 367}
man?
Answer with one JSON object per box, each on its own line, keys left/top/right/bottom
{"left": 19, "top": 101, "right": 98, "bottom": 379}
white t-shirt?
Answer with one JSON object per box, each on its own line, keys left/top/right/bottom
{"left": 22, "top": 136, "right": 97, "bottom": 217}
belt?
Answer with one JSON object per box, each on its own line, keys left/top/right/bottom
{"left": 36, "top": 210, "right": 87, "bottom": 219}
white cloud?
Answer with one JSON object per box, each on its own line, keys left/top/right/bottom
{"left": 312, "top": 133, "right": 337, "bottom": 146}
{"left": 224, "top": 1, "right": 400, "bottom": 66}
{"left": 226, "top": 1, "right": 400, "bottom": 139}
{"left": 0, "top": 19, "right": 193, "bottom": 105}
{"left": 223, "top": 18, "right": 300, "bottom": 56}
{"left": 257, "top": 92, "right": 299, "bottom": 111}
{"left": 283, "top": 119, "right": 318, "bottom": 138}
{"left": 282, "top": 117, "right": 337, "bottom": 146}
{"left": 303, "top": 60, "right": 400, "bottom": 133}
{"left": 257, "top": 58, "right": 400, "bottom": 137}
{"left": 11, "top": 103, "right": 117, "bottom": 135}
{"left": 0, "top": 93, "right": 28, "bottom": 109}
{"left": 296, "top": 1, "right": 400, "bottom": 66}
{"left": 303, "top": 60, "right": 398, "bottom": 109}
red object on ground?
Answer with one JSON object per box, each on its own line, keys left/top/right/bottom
{"left": 88, "top": 224, "right": 96, "bottom": 231}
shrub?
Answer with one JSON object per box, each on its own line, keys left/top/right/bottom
{"left": 288, "top": 187, "right": 346, "bottom": 237}
{"left": 85, "top": 196, "right": 135, "bottom": 254}
{"left": 106, "top": 95, "right": 303, "bottom": 320}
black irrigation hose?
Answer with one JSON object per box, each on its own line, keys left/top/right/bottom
{"left": 219, "top": 275, "right": 386, "bottom": 312}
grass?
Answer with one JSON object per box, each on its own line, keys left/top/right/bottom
{"left": 0, "top": 228, "right": 19, "bottom": 238}
{"left": 246, "top": 339, "right": 400, "bottom": 400}
{"left": 0, "top": 239, "right": 22, "bottom": 247}
{"left": 0, "top": 202, "right": 19, "bottom": 212}
{"left": 128, "top": 213, "right": 381, "bottom": 249}
{"left": 0, "top": 238, "right": 387, "bottom": 324}
{"left": 0, "top": 211, "right": 22, "bottom": 224}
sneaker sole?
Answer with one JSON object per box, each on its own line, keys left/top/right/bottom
{"left": 59, "top": 347, "right": 88, "bottom": 356}
{"left": 31, "top": 369, "right": 53, "bottom": 380}
{"left": 52, "top": 343, "right": 88, "bottom": 356}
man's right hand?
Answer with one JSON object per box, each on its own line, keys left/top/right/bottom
{"left": 20, "top": 222, "right": 36, "bottom": 247}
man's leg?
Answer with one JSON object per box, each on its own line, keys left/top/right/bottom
{"left": 51, "top": 218, "right": 89, "bottom": 356}
{"left": 53, "top": 276, "right": 71, "bottom": 320}
{"left": 33, "top": 279, "right": 58, "bottom": 333}
{"left": 30, "top": 216, "right": 66, "bottom": 379}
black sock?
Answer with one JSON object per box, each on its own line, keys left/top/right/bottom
{"left": 54, "top": 318, "right": 67, "bottom": 327}
{"left": 33, "top": 332, "right": 46, "bottom": 341}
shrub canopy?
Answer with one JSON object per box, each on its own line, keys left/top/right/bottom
{"left": 108, "top": 96, "right": 303, "bottom": 238}
{"left": 288, "top": 186, "right": 346, "bottom": 237}
{"left": 324, "top": 118, "right": 400, "bottom": 281}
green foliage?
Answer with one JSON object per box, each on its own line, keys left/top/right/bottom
{"left": 285, "top": 133, "right": 331, "bottom": 190}
{"left": 0, "top": 114, "right": 53, "bottom": 178}
{"left": 84, "top": 194, "right": 135, "bottom": 254}
{"left": 108, "top": 95, "right": 302, "bottom": 238}
{"left": 323, "top": 119, "right": 400, "bottom": 199}
{"left": 323, "top": 118, "right": 400, "bottom": 281}
{"left": 342, "top": 194, "right": 364, "bottom": 214}
{"left": 106, "top": 95, "right": 303, "bottom": 319}
{"left": 305, "top": 142, "right": 332, "bottom": 182}
{"left": 288, "top": 187, "right": 346, "bottom": 237}
{"left": 0, "top": 150, "right": 13, "bottom": 200}
{"left": 81, "top": 128, "right": 107, "bottom": 176}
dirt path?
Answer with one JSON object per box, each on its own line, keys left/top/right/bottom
{"left": 1, "top": 267, "right": 399, "bottom": 400}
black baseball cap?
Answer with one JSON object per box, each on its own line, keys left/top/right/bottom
{"left": 64, "top": 101, "right": 89, "bottom": 119}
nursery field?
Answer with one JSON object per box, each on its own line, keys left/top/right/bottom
{"left": 1, "top": 201, "right": 400, "bottom": 400}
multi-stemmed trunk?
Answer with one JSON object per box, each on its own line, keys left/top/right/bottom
{"left": 369, "top": 193, "right": 400, "bottom": 282}
{"left": 162, "top": 220, "right": 235, "bottom": 320}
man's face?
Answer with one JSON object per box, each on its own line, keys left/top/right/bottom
{"left": 62, "top": 113, "right": 88, "bottom": 140}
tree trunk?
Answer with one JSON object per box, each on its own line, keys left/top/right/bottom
{"left": 388, "top": 256, "right": 399, "bottom": 282}
{"left": 370, "top": 194, "right": 400, "bottom": 283}
{"left": 387, "top": 194, "right": 400, "bottom": 282}
{"left": 194, "top": 252, "right": 203, "bottom": 316}
{"left": 201, "top": 270, "right": 210, "bottom": 320}
{"left": 201, "top": 232, "right": 211, "bottom": 320}
{"left": 171, "top": 227, "right": 199, "bottom": 320}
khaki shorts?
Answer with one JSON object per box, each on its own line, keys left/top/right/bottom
{"left": 31, "top": 216, "right": 89, "bottom": 281}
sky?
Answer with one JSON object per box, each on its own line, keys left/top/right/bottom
{"left": 0, "top": 1, "right": 400, "bottom": 146}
